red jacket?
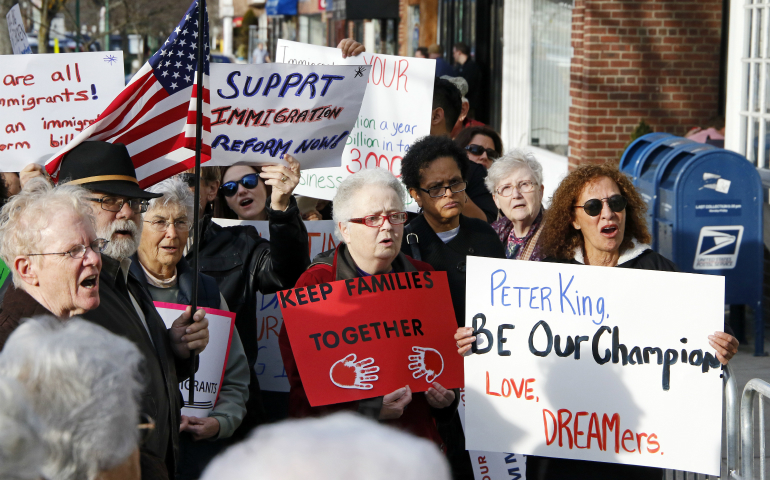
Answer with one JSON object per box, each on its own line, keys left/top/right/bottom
{"left": 278, "top": 247, "right": 446, "bottom": 446}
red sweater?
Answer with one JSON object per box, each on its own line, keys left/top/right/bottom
{"left": 278, "top": 251, "right": 445, "bottom": 446}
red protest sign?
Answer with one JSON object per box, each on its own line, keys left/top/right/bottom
{"left": 279, "top": 271, "right": 462, "bottom": 407}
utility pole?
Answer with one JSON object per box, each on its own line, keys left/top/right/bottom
{"left": 103, "top": 0, "right": 109, "bottom": 51}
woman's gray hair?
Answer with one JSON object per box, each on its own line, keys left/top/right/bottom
{"left": 332, "top": 169, "right": 406, "bottom": 242}
{"left": 0, "top": 177, "right": 95, "bottom": 288}
{"left": 0, "top": 316, "right": 143, "bottom": 480}
{"left": 200, "top": 412, "right": 451, "bottom": 480}
{"left": 485, "top": 149, "right": 544, "bottom": 195}
{"left": 0, "top": 375, "right": 45, "bottom": 480}
{"left": 146, "top": 176, "right": 195, "bottom": 221}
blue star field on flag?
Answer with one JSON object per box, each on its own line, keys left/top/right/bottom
{"left": 148, "top": 0, "right": 210, "bottom": 94}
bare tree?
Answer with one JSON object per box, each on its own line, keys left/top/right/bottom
{"left": 30, "top": 0, "right": 68, "bottom": 53}
{"left": 0, "top": 0, "right": 16, "bottom": 54}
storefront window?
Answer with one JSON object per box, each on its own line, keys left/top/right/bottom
{"left": 529, "top": 0, "right": 573, "bottom": 156}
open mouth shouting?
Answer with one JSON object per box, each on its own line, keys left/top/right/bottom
{"left": 600, "top": 224, "right": 619, "bottom": 238}
{"left": 239, "top": 198, "right": 254, "bottom": 208}
{"left": 379, "top": 237, "right": 394, "bottom": 247}
{"left": 80, "top": 274, "right": 98, "bottom": 289}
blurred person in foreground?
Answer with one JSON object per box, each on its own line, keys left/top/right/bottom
{"left": 134, "top": 177, "right": 250, "bottom": 479}
{"left": 200, "top": 413, "right": 451, "bottom": 480}
{"left": 454, "top": 126, "right": 503, "bottom": 170}
{"left": 0, "top": 375, "right": 45, "bottom": 480}
{"left": 485, "top": 150, "right": 546, "bottom": 261}
{"left": 279, "top": 168, "right": 456, "bottom": 443}
{"left": 0, "top": 178, "right": 103, "bottom": 347}
{"left": 0, "top": 316, "right": 144, "bottom": 480}
{"left": 400, "top": 136, "right": 503, "bottom": 480}
{"left": 432, "top": 78, "right": 496, "bottom": 222}
{"left": 20, "top": 141, "right": 210, "bottom": 477}
{"left": 456, "top": 163, "right": 738, "bottom": 480}
{"left": 183, "top": 159, "right": 309, "bottom": 432}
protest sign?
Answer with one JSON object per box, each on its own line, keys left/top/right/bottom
{"left": 276, "top": 40, "right": 435, "bottom": 178}
{"left": 294, "top": 166, "right": 419, "bottom": 212}
{"left": 206, "top": 63, "right": 369, "bottom": 170}
{"left": 6, "top": 5, "right": 31, "bottom": 55}
{"left": 213, "top": 218, "right": 338, "bottom": 392}
{"left": 463, "top": 256, "right": 725, "bottom": 475}
{"left": 280, "top": 270, "right": 461, "bottom": 406}
{"left": 457, "top": 389, "right": 527, "bottom": 480}
{"left": 0, "top": 51, "right": 125, "bottom": 171}
{"left": 155, "top": 302, "right": 235, "bottom": 416}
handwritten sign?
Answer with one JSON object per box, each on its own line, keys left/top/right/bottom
{"left": 206, "top": 63, "right": 368, "bottom": 170}
{"left": 213, "top": 218, "right": 338, "bottom": 392}
{"left": 463, "top": 256, "right": 725, "bottom": 475}
{"left": 280, "top": 270, "right": 461, "bottom": 406}
{"left": 155, "top": 302, "right": 235, "bottom": 417}
{"left": 6, "top": 5, "right": 31, "bottom": 55}
{"left": 0, "top": 51, "right": 125, "bottom": 171}
{"left": 276, "top": 40, "right": 436, "bottom": 178}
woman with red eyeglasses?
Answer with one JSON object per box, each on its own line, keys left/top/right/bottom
{"left": 278, "top": 168, "right": 456, "bottom": 446}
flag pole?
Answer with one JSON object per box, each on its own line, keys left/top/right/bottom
{"left": 189, "top": 0, "right": 206, "bottom": 405}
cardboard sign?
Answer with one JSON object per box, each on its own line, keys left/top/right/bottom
{"left": 206, "top": 63, "right": 369, "bottom": 169}
{"left": 463, "top": 256, "right": 725, "bottom": 475}
{"left": 6, "top": 5, "right": 31, "bottom": 55}
{"left": 0, "top": 51, "right": 125, "bottom": 171}
{"left": 212, "top": 218, "right": 338, "bottom": 392}
{"left": 280, "top": 270, "right": 462, "bottom": 406}
{"left": 155, "top": 302, "right": 236, "bottom": 417}
{"left": 276, "top": 40, "right": 436, "bottom": 178}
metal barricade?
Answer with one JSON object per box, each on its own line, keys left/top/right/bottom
{"left": 741, "top": 377, "right": 770, "bottom": 479}
{"left": 667, "top": 364, "right": 740, "bottom": 480}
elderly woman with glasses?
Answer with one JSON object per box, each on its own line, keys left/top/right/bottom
{"left": 278, "top": 168, "right": 456, "bottom": 445}
{"left": 131, "top": 176, "right": 250, "bottom": 480}
{"left": 455, "top": 163, "right": 738, "bottom": 480}
{"left": 486, "top": 149, "right": 547, "bottom": 262}
{"left": 0, "top": 178, "right": 106, "bottom": 348}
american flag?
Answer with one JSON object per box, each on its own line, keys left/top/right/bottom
{"left": 46, "top": 0, "right": 211, "bottom": 188}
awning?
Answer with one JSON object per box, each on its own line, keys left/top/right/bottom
{"left": 345, "top": 0, "right": 398, "bottom": 19}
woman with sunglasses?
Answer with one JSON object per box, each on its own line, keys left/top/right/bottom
{"left": 220, "top": 165, "right": 272, "bottom": 220}
{"left": 457, "top": 163, "right": 738, "bottom": 480}
{"left": 278, "top": 168, "right": 456, "bottom": 445}
{"left": 399, "top": 135, "right": 504, "bottom": 480}
{"left": 454, "top": 126, "right": 503, "bottom": 170}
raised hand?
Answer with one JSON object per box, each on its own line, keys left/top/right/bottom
{"left": 329, "top": 353, "right": 379, "bottom": 390}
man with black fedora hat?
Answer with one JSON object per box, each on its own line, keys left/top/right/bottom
{"left": 55, "top": 141, "right": 210, "bottom": 477}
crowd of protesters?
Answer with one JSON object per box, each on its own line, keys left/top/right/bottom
{"left": 0, "top": 38, "right": 741, "bottom": 480}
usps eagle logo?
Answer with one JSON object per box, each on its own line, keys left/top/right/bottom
{"left": 693, "top": 226, "right": 744, "bottom": 270}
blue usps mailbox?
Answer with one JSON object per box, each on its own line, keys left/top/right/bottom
{"left": 619, "top": 132, "right": 675, "bottom": 183}
{"left": 654, "top": 145, "right": 764, "bottom": 354}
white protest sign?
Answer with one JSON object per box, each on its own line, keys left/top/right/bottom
{"left": 206, "top": 63, "right": 369, "bottom": 169}
{"left": 276, "top": 40, "right": 436, "bottom": 178}
{"left": 6, "top": 4, "right": 31, "bottom": 55}
{"left": 464, "top": 256, "right": 725, "bottom": 475}
{"left": 213, "top": 218, "right": 337, "bottom": 392}
{"left": 294, "top": 166, "right": 419, "bottom": 212}
{"left": 0, "top": 51, "right": 125, "bottom": 171}
{"left": 155, "top": 302, "right": 235, "bottom": 416}
{"left": 458, "top": 388, "right": 527, "bottom": 480}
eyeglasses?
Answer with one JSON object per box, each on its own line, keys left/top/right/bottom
{"left": 574, "top": 194, "right": 628, "bottom": 217}
{"left": 465, "top": 144, "right": 499, "bottom": 160}
{"left": 349, "top": 212, "right": 408, "bottom": 227}
{"left": 419, "top": 181, "right": 468, "bottom": 198}
{"left": 88, "top": 196, "right": 149, "bottom": 214}
{"left": 137, "top": 414, "right": 156, "bottom": 445}
{"left": 144, "top": 219, "right": 192, "bottom": 232}
{"left": 220, "top": 173, "right": 259, "bottom": 197}
{"left": 496, "top": 181, "right": 537, "bottom": 196}
{"left": 26, "top": 238, "right": 109, "bottom": 259}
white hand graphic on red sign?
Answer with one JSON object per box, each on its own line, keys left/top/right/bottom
{"left": 408, "top": 346, "right": 444, "bottom": 383}
{"left": 330, "top": 353, "right": 379, "bottom": 390}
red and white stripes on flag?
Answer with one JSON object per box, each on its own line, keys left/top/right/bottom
{"left": 45, "top": 0, "right": 211, "bottom": 188}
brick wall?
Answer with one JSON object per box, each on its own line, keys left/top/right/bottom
{"left": 569, "top": 0, "right": 723, "bottom": 168}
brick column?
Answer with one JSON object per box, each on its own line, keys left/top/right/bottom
{"left": 568, "top": 0, "right": 723, "bottom": 168}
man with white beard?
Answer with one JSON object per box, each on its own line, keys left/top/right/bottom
{"left": 55, "top": 141, "right": 210, "bottom": 478}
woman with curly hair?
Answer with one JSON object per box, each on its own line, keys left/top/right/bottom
{"left": 456, "top": 163, "right": 738, "bottom": 480}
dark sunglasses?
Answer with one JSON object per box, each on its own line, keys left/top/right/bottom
{"left": 220, "top": 173, "right": 259, "bottom": 197}
{"left": 574, "top": 194, "right": 627, "bottom": 217}
{"left": 465, "top": 144, "right": 499, "bottom": 160}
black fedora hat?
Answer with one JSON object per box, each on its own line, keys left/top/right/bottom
{"left": 58, "top": 142, "right": 162, "bottom": 199}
